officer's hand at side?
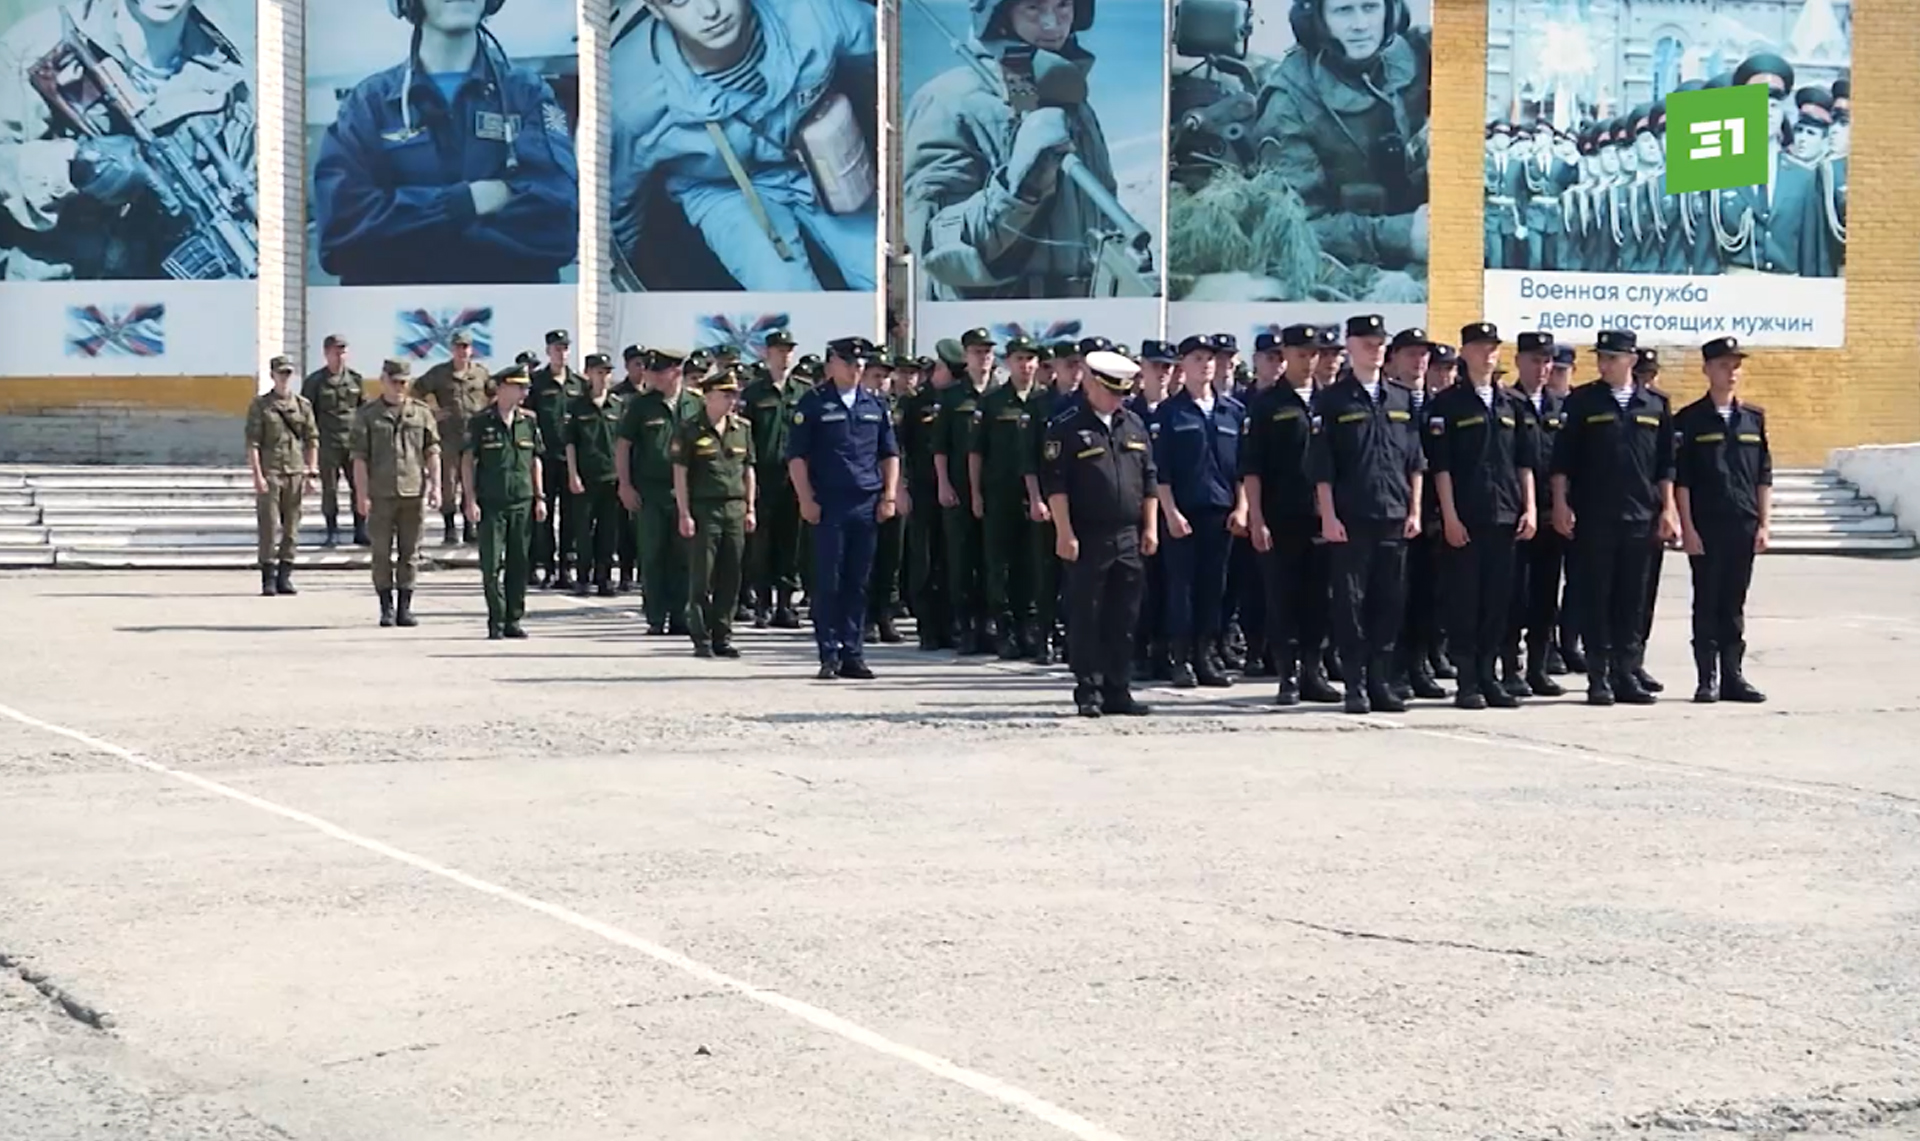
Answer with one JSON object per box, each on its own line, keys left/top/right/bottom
{"left": 568, "top": 474, "right": 585, "bottom": 496}
{"left": 970, "top": 493, "right": 984, "bottom": 520}
{"left": 1055, "top": 530, "right": 1079, "bottom": 562}
{"left": 1754, "top": 525, "right": 1770, "bottom": 554}
{"left": 534, "top": 499, "right": 548, "bottom": 522}
{"left": 678, "top": 513, "right": 696, "bottom": 539}
{"left": 877, "top": 498, "right": 897, "bottom": 523}
{"left": 1140, "top": 527, "right": 1158, "bottom": 558}
{"left": 252, "top": 472, "right": 268, "bottom": 495}
{"left": 938, "top": 483, "right": 958, "bottom": 509}
{"left": 1553, "top": 503, "right": 1575, "bottom": 540}
{"left": 1443, "top": 517, "right": 1470, "bottom": 548}
{"left": 1029, "top": 498, "right": 1051, "bottom": 523}
{"left": 1320, "top": 515, "right": 1348, "bottom": 544}
{"left": 744, "top": 509, "right": 757, "bottom": 535}
{"left": 70, "top": 136, "right": 153, "bottom": 206}
{"left": 1167, "top": 510, "right": 1192, "bottom": 540}
{"left": 1517, "top": 510, "right": 1537, "bottom": 542}
{"left": 618, "top": 483, "right": 640, "bottom": 513}
{"left": 464, "top": 500, "right": 481, "bottom": 525}
{"left": 1007, "top": 108, "right": 1073, "bottom": 199}
{"left": 1251, "top": 521, "right": 1272, "bottom": 553}
{"left": 1227, "top": 506, "right": 1248, "bottom": 536}
{"left": 1681, "top": 528, "right": 1704, "bottom": 556}
{"left": 1658, "top": 509, "right": 1681, "bottom": 543}
{"left": 427, "top": 485, "right": 442, "bottom": 511}
{"left": 800, "top": 497, "right": 822, "bottom": 525}
{"left": 356, "top": 493, "right": 372, "bottom": 518}
{"left": 470, "top": 180, "right": 514, "bottom": 216}
{"left": 1403, "top": 512, "right": 1423, "bottom": 541}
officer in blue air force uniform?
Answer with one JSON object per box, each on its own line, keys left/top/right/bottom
{"left": 785, "top": 336, "right": 901, "bottom": 680}
{"left": 1151, "top": 333, "right": 1248, "bottom": 690}
{"left": 313, "top": 0, "right": 580, "bottom": 285}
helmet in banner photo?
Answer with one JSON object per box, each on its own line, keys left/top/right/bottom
{"left": 971, "top": 0, "right": 1095, "bottom": 43}
{"left": 389, "top": 0, "right": 507, "bottom": 21}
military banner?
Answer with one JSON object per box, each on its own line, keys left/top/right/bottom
{"left": 607, "top": 0, "right": 880, "bottom": 361}
{"left": 1481, "top": 0, "right": 1850, "bottom": 347}
{"left": 900, "top": 0, "right": 1165, "bottom": 353}
{"left": 305, "top": 0, "right": 580, "bottom": 371}
{"left": 0, "top": 0, "right": 258, "bottom": 377}
{"left": 1167, "top": 0, "right": 1431, "bottom": 344}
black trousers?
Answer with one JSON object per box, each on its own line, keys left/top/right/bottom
{"left": 1163, "top": 507, "right": 1230, "bottom": 639}
{"left": 1689, "top": 518, "right": 1759, "bottom": 648}
{"left": 1571, "top": 525, "right": 1654, "bottom": 663}
{"left": 1642, "top": 540, "right": 1665, "bottom": 643}
{"left": 1402, "top": 531, "right": 1445, "bottom": 661}
{"left": 1226, "top": 535, "right": 1257, "bottom": 634}
{"left": 1261, "top": 524, "right": 1330, "bottom": 669}
{"left": 1067, "top": 529, "right": 1145, "bottom": 689}
{"left": 1135, "top": 516, "right": 1167, "bottom": 652}
{"left": 531, "top": 467, "right": 573, "bottom": 574}
{"left": 1330, "top": 520, "right": 1409, "bottom": 665}
{"left": 1442, "top": 523, "right": 1518, "bottom": 665}
{"left": 1508, "top": 530, "right": 1563, "bottom": 652}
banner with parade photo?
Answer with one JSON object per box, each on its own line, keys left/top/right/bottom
{"left": 607, "top": 0, "right": 880, "bottom": 361}
{"left": 1166, "top": 0, "right": 1432, "bottom": 345}
{"left": 900, "top": 0, "right": 1165, "bottom": 353}
{"left": 1481, "top": 0, "right": 1851, "bottom": 347}
{"left": 304, "top": 0, "right": 580, "bottom": 370}
{"left": 0, "top": 0, "right": 258, "bottom": 377}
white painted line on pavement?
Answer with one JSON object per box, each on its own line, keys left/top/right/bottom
{"left": 0, "top": 700, "right": 1133, "bottom": 1141}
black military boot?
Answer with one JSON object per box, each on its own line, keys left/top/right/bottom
{"left": 1148, "top": 640, "right": 1172, "bottom": 681}
{"left": 442, "top": 514, "right": 458, "bottom": 546}
{"left": 752, "top": 589, "right": 771, "bottom": 629}
{"left": 1030, "top": 625, "right": 1055, "bottom": 666}
{"left": 1692, "top": 641, "right": 1720, "bottom": 703}
{"left": 1368, "top": 655, "right": 1408, "bottom": 713}
{"left": 1273, "top": 658, "right": 1301, "bottom": 706}
{"left": 1453, "top": 661, "right": 1487, "bottom": 710}
{"left": 772, "top": 589, "right": 801, "bottom": 629}
{"left": 1194, "top": 641, "right": 1234, "bottom": 688}
{"left": 1481, "top": 657, "right": 1520, "bottom": 709}
{"left": 596, "top": 569, "right": 616, "bottom": 598}
{"left": 322, "top": 517, "right": 339, "bottom": 549}
{"left": 1342, "top": 660, "right": 1371, "bottom": 715}
{"left": 1242, "top": 637, "right": 1273, "bottom": 678}
{"left": 1545, "top": 642, "right": 1568, "bottom": 675}
{"left": 1633, "top": 664, "right": 1665, "bottom": 694}
{"left": 877, "top": 614, "right": 904, "bottom": 644}
{"left": 462, "top": 518, "right": 477, "bottom": 545}
{"left": 971, "top": 613, "right": 996, "bottom": 656}
{"left": 1586, "top": 652, "right": 1615, "bottom": 706}
{"left": 1500, "top": 649, "right": 1530, "bottom": 698}
{"left": 995, "top": 615, "right": 1021, "bottom": 660}
{"left": 1614, "top": 652, "right": 1657, "bottom": 705}
{"left": 378, "top": 588, "right": 395, "bottom": 628}
{"left": 1408, "top": 650, "right": 1447, "bottom": 700}
{"left": 1218, "top": 627, "right": 1246, "bottom": 671}
{"left": 1430, "top": 638, "right": 1457, "bottom": 680}
{"left": 556, "top": 564, "right": 575, "bottom": 591}
{"left": 352, "top": 513, "right": 370, "bottom": 547}
{"left": 571, "top": 575, "right": 591, "bottom": 597}
{"left": 1074, "top": 679, "right": 1103, "bottom": 718}
{"left": 395, "top": 589, "right": 418, "bottom": 627}
{"left": 618, "top": 567, "right": 634, "bottom": 594}
{"left": 1101, "top": 680, "right": 1150, "bottom": 716}
{"left": 1719, "top": 641, "right": 1767, "bottom": 703}
{"left": 275, "top": 560, "right": 297, "bottom": 596}
{"left": 1300, "top": 656, "right": 1344, "bottom": 704}
{"left": 1170, "top": 639, "right": 1199, "bottom": 689}
{"left": 260, "top": 567, "right": 276, "bottom": 597}
{"left": 1526, "top": 637, "right": 1566, "bottom": 697}
{"left": 1559, "top": 629, "right": 1587, "bottom": 674}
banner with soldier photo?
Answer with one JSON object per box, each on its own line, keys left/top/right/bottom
{"left": 607, "top": 0, "right": 880, "bottom": 360}
{"left": 304, "top": 0, "right": 580, "bottom": 370}
{"left": 900, "top": 0, "right": 1166, "bottom": 352}
{"left": 0, "top": 0, "right": 258, "bottom": 377}
{"left": 1482, "top": 0, "right": 1851, "bottom": 347}
{"left": 1166, "top": 0, "right": 1431, "bottom": 343}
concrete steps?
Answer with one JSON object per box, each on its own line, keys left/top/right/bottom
{"left": 0, "top": 464, "right": 1909, "bottom": 567}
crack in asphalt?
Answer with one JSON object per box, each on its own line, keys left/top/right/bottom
{"left": 0, "top": 950, "right": 113, "bottom": 1032}
{"left": 1165, "top": 897, "right": 1543, "bottom": 959}
{"left": 315, "top": 990, "right": 734, "bottom": 1070}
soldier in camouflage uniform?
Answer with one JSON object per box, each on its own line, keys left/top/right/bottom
{"left": 246, "top": 356, "right": 319, "bottom": 597}
{"left": 565, "top": 353, "right": 626, "bottom": 597}
{"left": 301, "top": 334, "right": 367, "bottom": 547}
{"left": 740, "top": 330, "right": 805, "bottom": 627}
{"left": 463, "top": 366, "right": 546, "bottom": 639}
{"left": 619, "top": 348, "right": 700, "bottom": 636}
{"left": 351, "top": 359, "right": 441, "bottom": 628}
{"left": 969, "top": 335, "right": 1046, "bottom": 657}
{"left": 672, "top": 369, "right": 757, "bottom": 658}
{"left": 526, "top": 329, "right": 581, "bottom": 589}
{"left": 411, "top": 330, "right": 492, "bottom": 545}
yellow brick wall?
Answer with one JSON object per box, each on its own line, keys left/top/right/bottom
{"left": 1430, "top": 0, "right": 1920, "bottom": 465}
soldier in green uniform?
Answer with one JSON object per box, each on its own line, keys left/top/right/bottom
{"left": 741, "top": 329, "right": 804, "bottom": 628}
{"left": 301, "top": 334, "right": 367, "bottom": 548}
{"left": 351, "top": 359, "right": 441, "bottom": 628}
{"left": 526, "top": 330, "right": 581, "bottom": 589}
{"left": 901, "top": 340, "right": 958, "bottom": 649}
{"left": 970, "top": 335, "right": 1045, "bottom": 657}
{"left": 935, "top": 327, "right": 995, "bottom": 653}
{"left": 671, "top": 369, "right": 758, "bottom": 657}
{"left": 565, "top": 353, "right": 625, "bottom": 597}
{"left": 411, "top": 331, "right": 492, "bottom": 546}
{"left": 463, "top": 367, "right": 547, "bottom": 639}
{"left": 611, "top": 345, "right": 648, "bottom": 592}
{"left": 863, "top": 354, "right": 908, "bottom": 643}
{"left": 619, "top": 348, "right": 699, "bottom": 636}
{"left": 246, "top": 355, "right": 320, "bottom": 597}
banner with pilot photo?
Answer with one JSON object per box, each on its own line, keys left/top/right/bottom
{"left": 0, "top": 0, "right": 258, "bottom": 377}
{"left": 304, "top": 0, "right": 580, "bottom": 371}
{"left": 606, "top": 0, "right": 880, "bottom": 360}
{"left": 900, "top": 0, "right": 1166, "bottom": 352}
{"left": 1481, "top": 0, "right": 1851, "bottom": 348}
{"left": 1166, "top": 0, "right": 1431, "bottom": 345}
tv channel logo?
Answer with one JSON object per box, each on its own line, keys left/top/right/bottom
{"left": 1666, "top": 84, "right": 1770, "bottom": 193}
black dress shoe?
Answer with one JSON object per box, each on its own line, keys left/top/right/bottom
{"left": 693, "top": 644, "right": 714, "bottom": 658}
{"left": 1076, "top": 698, "right": 1104, "bottom": 718}
{"left": 1273, "top": 678, "right": 1300, "bottom": 706}
{"left": 1633, "top": 667, "right": 1665, "bottom": 694}
{"left": 646, "top": 622, "right": 665, "bottom": 636}
{"left": 816, "top": 660, "right": 840, "bottom": 680}
{"left": 837, "top": 658, "right": 875, "bottom": 680}
{"left": 503, "top": 623, "right": 528, "bottom": 639}
{"left": 1100, "top": 691, "right": 1150, "bottom": 716}
{"left": 714, "top": 642, "right": 741, "bottom": 658}
{"left": 487, "top": 625, "right": 503, "bottom": 641}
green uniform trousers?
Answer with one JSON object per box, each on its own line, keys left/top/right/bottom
{"left": 980, "top": 493, "right": 1037, "bottom": 626}
{"left": 1034, "top": 518, "right": 1061, "bottom": 638}
{"left": 255, "top": 474, "right": 304, "bottom": 566}
{"left": 687, "top": 499, "right": 748, "bottom": 647}
{"left": 868, "top": 512, "right": 905, "bottom": 622}
{"left": 317, "top": 445, "right": 355, "bottom": 524}
{"left": 943, "top": 504, "right": 985, "bottom": 619}
{"left": 368, "top": 496, "right": 425, "bottom": 590}
{"left": 480, "top": 501, "right": 532, "bottom": 625}
{"left": 907, "top": 501, "right": 948, "bottom": 635}
{"left": 574, "top": 480, "right": 622, "bottom": 581}
{"left": 636, "top": 487, "right": 688, "bottom": 628}
{"left": 747, "top": 472, "right": 802, "bottom": 599}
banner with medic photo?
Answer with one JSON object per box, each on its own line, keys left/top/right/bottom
{"left": 1481, "top": 0, "right": 1851, "bottom": 348}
